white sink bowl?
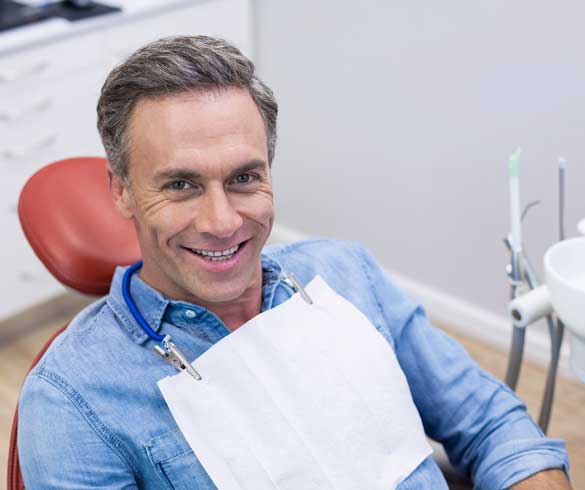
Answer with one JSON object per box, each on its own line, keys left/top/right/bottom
{"left": 545, "top": 237, "right": 585, "bottom": 381}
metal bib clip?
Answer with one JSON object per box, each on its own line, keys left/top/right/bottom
{"left": 154, "top": 335, "right": 202, "bottom": 381}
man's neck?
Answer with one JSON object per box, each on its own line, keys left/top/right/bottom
{"left": 207, "top": 285, "right": 263, "bottom": 331}
{"left": 191, "top": 267, "right": 265, "bottom": 332}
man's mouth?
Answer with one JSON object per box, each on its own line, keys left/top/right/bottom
{"left": 182, "top": 240, "right": 248, "bottom": 262}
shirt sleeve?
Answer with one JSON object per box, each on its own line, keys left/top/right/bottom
{"left": 355, "top": 243, "right": 570, "bottom": 490}
{"left": 18, "top": 370, "right": 138, "bottom": 490}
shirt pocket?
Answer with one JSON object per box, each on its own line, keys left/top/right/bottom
{"left": 144, "top": 427, "right": 216, "bottom": 490}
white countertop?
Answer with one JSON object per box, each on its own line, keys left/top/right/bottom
{"left": 0, "top": 0, "right": 198, "bottom": 56}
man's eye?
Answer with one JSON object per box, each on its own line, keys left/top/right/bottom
{"left": 167, "top": 180, "right": 191, "bottom": 191}
{"left": 232, "top": 173, "right": 255, "bottom": 184}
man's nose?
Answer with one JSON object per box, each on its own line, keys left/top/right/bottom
{"left": 197, "top": 185, "right": 243, "bottom": 238}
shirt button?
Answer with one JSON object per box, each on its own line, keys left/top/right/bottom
{"left": 184, "top": 310, "right": 197, "bottom": 319}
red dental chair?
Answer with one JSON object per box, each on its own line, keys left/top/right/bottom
{"left": 7, "top": 157, "right": 471, "bottom": 490}
{"left": 7, "top": 156, "right": 140, "bottom": 490}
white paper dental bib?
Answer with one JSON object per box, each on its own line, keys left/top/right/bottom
{"left": 158, "top": 275, "right": 432, "bottom": 490}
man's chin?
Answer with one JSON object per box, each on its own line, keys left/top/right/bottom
{"left": 182, "top": 266, "right": 261, "bottom": 305}
{"left": 187, "top": 283, "right": 251, "bottom": 306}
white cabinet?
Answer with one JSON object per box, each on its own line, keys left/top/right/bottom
{"left": 0, "top": 0, "right": 253, "bottom": 319}
{"left": 0, "top": 32, "right": 102, "bottom": 91}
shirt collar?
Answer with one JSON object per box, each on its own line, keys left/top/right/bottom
{"left": 107, "top": 252, "right": 285, "bottom": 344}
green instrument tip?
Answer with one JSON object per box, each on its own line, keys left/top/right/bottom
{"left": 508, "top": 148, "right": 522, "bottom": 177}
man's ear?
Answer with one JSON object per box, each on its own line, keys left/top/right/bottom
{"left": 106, "top": 164, "right": 134, "bottom": 219}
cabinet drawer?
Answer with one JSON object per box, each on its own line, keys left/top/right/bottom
{"left": 0, "top": 92, "right": 55, "bottom": 129}
{"left": 0, "top": 32, "right": 102, "bottom": 94}
{"left": 0, "top": 64, "right": 105, "bottom": 140}
{"left": 0, "top": 65, "right": 107, "bottom": 179}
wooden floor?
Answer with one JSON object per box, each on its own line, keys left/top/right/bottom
{"left": 1, "top": 314, "right": 584, "bottom": 488}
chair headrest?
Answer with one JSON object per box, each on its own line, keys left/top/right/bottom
{"left": 18, "top": 157, "right": 141, "bottom": 295}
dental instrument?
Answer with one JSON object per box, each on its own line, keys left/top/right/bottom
{"left": 505, "top": 148, "right": 526, "bottom": 390}
{"left": 505, "top": 155, "right": 576, "bottom": 433}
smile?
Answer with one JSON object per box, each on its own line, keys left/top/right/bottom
{"left": 190, "top": 244, "right": 241, "bottom": 261}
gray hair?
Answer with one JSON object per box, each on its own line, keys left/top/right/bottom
{"left": 97, "top": 35, "right": 278, "bottom": 181}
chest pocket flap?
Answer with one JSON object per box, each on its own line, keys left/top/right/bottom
{"left": 144, "top": 427, "right": 215, "bottom": 490}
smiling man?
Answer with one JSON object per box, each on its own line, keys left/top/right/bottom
{"left": 18, "top": 36, "right": 571, "bottom": 490}
{"left": 110, "top": 89, "right": 274, "bottom": 329}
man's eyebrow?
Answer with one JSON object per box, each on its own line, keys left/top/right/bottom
{"left": 229, "top": 160, "right": 269, "bottom": 176}
{"left": 154, "top": 168, "right": 201, "bottom": 183}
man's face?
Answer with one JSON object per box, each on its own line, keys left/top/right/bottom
{"left": 110, "top": 88, "right": 274, "bottom": 306}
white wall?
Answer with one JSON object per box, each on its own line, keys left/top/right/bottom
{"left": 254, "top": 1, "right": 585, "bottom": 367}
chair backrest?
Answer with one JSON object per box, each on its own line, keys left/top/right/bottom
{"left": 18, "top": 156, "right": 140, "bottom": 293}
{"left": 8, "top": 157, "right": 140, "bottom": 490}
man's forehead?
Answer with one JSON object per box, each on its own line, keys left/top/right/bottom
{"left": 126, "top": 88, "right": 268, "bottom": 177}
{"left": 129, "top": 88, "right": 262, "bottom": 131}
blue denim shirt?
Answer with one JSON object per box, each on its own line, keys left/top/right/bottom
{"left": 18, "top": 239, "right": 569, "bottom": 490}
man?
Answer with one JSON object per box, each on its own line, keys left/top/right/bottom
{"left": 18, "top": 35, "right": 570, "bottom": 489}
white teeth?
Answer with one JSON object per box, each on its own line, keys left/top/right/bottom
{"left": 210, "top": 254, "right": 234, "bottom": 261}
{"left": 191, "top": 244, "right": 240, "bottom": 257}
